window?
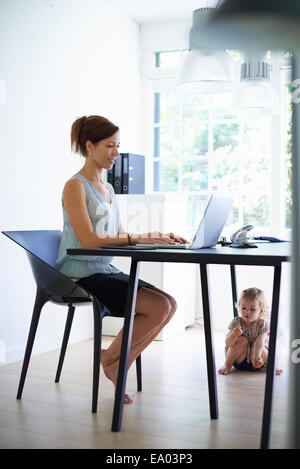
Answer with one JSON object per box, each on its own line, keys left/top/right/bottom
{"left": 146, "top": 49, "right": 292, "bottom": 238}
{"left": 283, "top": 83, "right": 292, "bottom": 229}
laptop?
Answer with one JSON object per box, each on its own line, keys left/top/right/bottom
{"left": 137, "top": 193, "right": 233, "bottom": 250}
{"left": 101, "top": 194, "right": 233, "bottom": 250}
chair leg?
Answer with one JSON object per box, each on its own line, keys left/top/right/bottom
{"left": 17, "top": 288, "right": 48, "bottom": 399}
{"left": 55, "top": 305, "right": 75, "bottom": 383}
{"left": 92, "top": 297, "right": 102, "bottom": 413}
{"left": 136, "top": 354, "right": 142, "bottom": 392}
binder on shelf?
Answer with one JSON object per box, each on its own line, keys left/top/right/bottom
{"left": 106, "top": 153, "right": 145, "bottom": 194}
{"left": 113, "top": 156, "right": 122, "bottom": 194}
{"left": 107, "top": 168, "right": 114, "bottom": 187}
{"left": 121, "top": 153, "right": 145, "bottom": 194}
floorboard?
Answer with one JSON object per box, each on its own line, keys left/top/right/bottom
{"left": 0, "top": 327, "right": 289, "bottom": 449}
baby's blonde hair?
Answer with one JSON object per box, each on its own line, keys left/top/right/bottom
{"left": 237, "top": 287, "right": 268, "bottom": 316}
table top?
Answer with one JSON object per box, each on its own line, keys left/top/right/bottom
{"left": 67, "top": 241, "right": 291, "bottom": 266}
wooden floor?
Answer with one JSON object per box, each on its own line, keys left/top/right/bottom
{"left": 0, "top": 327, "right": 289, "bottom": 449}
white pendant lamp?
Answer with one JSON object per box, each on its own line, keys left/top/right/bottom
{"left": 233, "top": 52, "right": 278, "bottom": 116}
{"left": 176, "top": 8, "right": 235, "bottom": 93}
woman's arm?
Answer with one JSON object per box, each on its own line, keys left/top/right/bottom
{"left": 115, "top": 188, "right": 189, "bottom": 245}
{"left": 63, "top": 179, "right": 186, "bottom": 248}
{"left": 63, "top": 178, "right": 128, "bottom": 248}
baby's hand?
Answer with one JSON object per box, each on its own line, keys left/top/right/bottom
{"left": 233, "top": 326, "right": 243, "bottom": 337}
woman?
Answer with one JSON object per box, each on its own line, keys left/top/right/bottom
{"left": 56, "top": 115, "right": 188, "bottom": 403}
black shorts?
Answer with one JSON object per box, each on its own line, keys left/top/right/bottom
{"left": 76, "top": 271, "right": 154, "bottom": 315}
{"left": 233, "top": 358, "right": 264, "bottom": 371}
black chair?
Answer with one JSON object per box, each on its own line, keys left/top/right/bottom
{"left": 1, "top": 230, "right": 142, "bottom": 413}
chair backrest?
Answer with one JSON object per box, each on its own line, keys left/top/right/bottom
{"left": 3, "top": 230, "right": 62, "bottom": 268}
{"left": 2, "top": 230, "right": 89, "bottom": 300}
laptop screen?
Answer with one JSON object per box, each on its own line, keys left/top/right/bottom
{"left": 191, "top": 194, "right": 233, "bottom": 249}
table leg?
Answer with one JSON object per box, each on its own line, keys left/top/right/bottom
{"left": 260, "top": 264, "right": 282, "bottom": 449}
{"left": 199, "top": 263, "right": 219, "bottom": 419}
{"left": 111, "top": 259, "right": 140, "bottom": 432}
{"left": 230, "top": 265, "right": 238, "bottom": 318}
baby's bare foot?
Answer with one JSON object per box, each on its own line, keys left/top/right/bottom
{"left": 101, "top": 349, "right": 133, "bottom": 404}
{"left": 218, "top": 363, "right": 232, "bottom": 375}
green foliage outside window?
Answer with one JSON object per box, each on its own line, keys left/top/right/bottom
{"left": 152, "top": 50, "right": 291, "bottom": 232}
{"left": 153, "top": 90, "right": 272, "bottom": 228}
{"left": 285, "top": 84, "right": 292, "bottom": 228}
{"left": 213, "top": 124, "right": 239, "bottom": 153}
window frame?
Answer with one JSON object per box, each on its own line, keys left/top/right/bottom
{"left": 141, "top": 48, "right": 292, "bottom": 239}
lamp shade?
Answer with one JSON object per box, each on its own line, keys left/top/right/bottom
{"left": 176, "top": 7, "right": 235, "bottom": 93}
{"left": 176, "top": 49, "right": 236, "bottom": 93}
{"left": 233, "top": 52, "right": 279, "bottom": 115}
{"left": 232, "top": 81, "right": 277, "bottom": 116}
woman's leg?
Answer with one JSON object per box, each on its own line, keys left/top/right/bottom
{"left": 218, "top": 336, "right": 248, "bottom": 375}
{"left": 101, "top": 286, "right": 177, "bottom": 402}
{"left": 120, "top": 286, "right": 177, "bottom": 365}
{"left": 102, "top": 286, "right": 176, "bottom": 366}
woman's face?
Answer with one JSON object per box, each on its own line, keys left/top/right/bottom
{"left": 86, "top": 131, "right": 120, "bottom": 170}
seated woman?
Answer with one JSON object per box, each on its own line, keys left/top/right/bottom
{"left": 56, "top": 115, "right": 188, "bottom": 403}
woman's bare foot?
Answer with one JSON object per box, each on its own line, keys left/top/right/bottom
{"left": 101, "top": 349, "right": 133, "bottom": 404}
{"left": 218, "top": 363, "right": 232, "bottom": 375}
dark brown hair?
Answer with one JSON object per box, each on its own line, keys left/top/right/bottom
{"left": 71, "top": 115, "right": 119, "bottom": 156}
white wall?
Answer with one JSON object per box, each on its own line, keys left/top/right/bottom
{"left": 0, "top": 0, "right": 141, "bottom": 364}
{"left": 140, "top": 19, "right": 190, "bottom": 50}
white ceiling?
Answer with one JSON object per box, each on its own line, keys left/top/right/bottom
{"left": 103, "top": 0, "right": 220, "bottom": 24}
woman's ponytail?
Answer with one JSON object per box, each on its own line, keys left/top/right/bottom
{"left": 70, "top": 116, "right": 87, "bottom": 155}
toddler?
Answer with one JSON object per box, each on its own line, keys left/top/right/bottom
{"left": 218, "top": 287, "right": 283, "bottom": 376}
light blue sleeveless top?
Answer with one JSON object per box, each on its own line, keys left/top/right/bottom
{"left": 56, "top": 173, "right": 121, "bottom": 278}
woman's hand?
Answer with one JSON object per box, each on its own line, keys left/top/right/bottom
{"left": 130, "top": 231, "right": 189, "bottom": 245}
